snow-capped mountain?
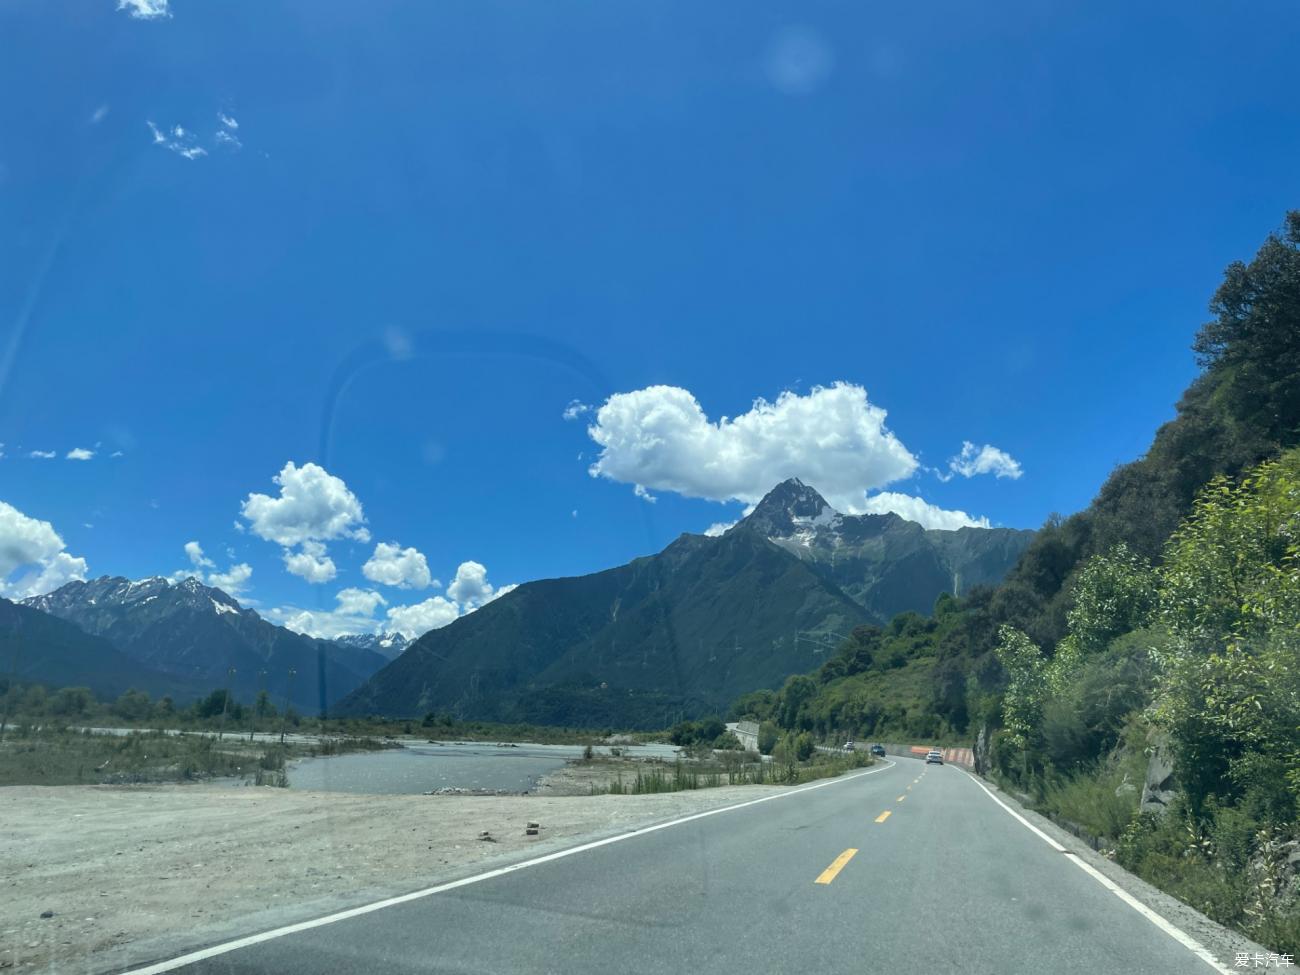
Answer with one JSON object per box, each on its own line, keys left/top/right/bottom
{"left": 23, "top": 576, "right": 387, "bottom": 711}
{"left": 331, "top": 631, "right": 411, "bottom": 662}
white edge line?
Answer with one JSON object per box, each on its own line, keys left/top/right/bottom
{"left": 116, "top": 760, "right": 898, "bottom": 974}
{"left": 958, "top": 768, "right": 1232, "bottom": 975}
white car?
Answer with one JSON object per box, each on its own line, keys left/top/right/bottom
{"left": 926, "top": 749, "right": 944, "bottom": 765}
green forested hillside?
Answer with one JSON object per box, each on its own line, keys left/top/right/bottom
{"left": 733, "top": 212, "right": 1300, "bottom": 952}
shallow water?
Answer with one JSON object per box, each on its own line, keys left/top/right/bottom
{"left": 284, "top": 741, "right": 680, "bottom": 795}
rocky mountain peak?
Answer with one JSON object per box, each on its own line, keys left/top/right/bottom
{"left": 738, "top": 478, "right": 836, "bottom": 537}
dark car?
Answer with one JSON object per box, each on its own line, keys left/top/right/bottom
{"left": 870, "top": 744, "right": 886, "bottom": 757}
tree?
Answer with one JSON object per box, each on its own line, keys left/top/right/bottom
{"left": 1053, "top": 543, "right": 1158, "bottom": 686}
{"left": 1151, "top": 451, "right": 1300, "bottom": 812}
{"left": 114, "top": 688, "right": 152, "bottom": 722}
{"left": 50, "top": 686, "right": 94, "bottom": 717}
{"left": 993, "top": 626, "right": 1048, "bottom": 753}
{"left": 757, "top": 720, "right": 779, "bottom": 755}
{"left": 1194, "top": 211, "right": 1300, "bottom": 447}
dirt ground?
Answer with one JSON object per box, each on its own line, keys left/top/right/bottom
{"left": 1, "top": 780, "right": 788, "bottom": 974}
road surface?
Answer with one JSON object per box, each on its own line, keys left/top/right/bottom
{"left": 120, "top": 756, "right": 1229, "bottom": 975}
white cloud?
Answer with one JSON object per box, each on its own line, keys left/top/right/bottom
{"left": 110, "top": 450, "right": 124, "bottom": 458}
{"left": 336, "top": 587, "right": 386, "bottom": 616}
{"left": 633, "top": 484, "right": 657, "bottom": 503}
{"left": 562, "top": 400, "right": 591, "bottom": 421}
{"left": 703, "top": 521, "right": 736, "bottom": 537}
{"left": 587, "top": 382, "right": 919, "bottom": 512}
{"left": 858, "top": 492, "right": 991, "bottom": 530}
{"left": 29, "top": 450, "right": 55, "bottom": 459}
{"left": 90, "top": 105, "right": 110, "bottom": 125}
{"left": 372, "top": 562, "right": 517, "bottom": 639}
{"left": 0, "top": 501, "right": 89, "bottom": 597}
{"left": 172, "top": 540, "right": 253, "bottom": 597}
{"left": 282, "top": 540, "right": 336, "bottom": 584}
{"left": 117, "top": 0, "right": 170, "bottom": 19}
{"left": 217, "top": 112, "right": 239, "bottom": 130}
{"left": 66, "top": 448, "right": 95, "bottom": 461}
{"left": 241, "top": 461, "right": 368, "bottom": 547}
{"left": 184, "top": 540, "right": 214, "bottom": 569}
{"left": 385, "top": 596, "right": 461, "bottom": 639}
{"left": 446, "top": 561, "right": 494, "bottom": 610}
{"left": 362, "top": 541, "right": 434, "bottom": 590}
{"left": 208, "top": 562, "right": 253, "bottom": 596}
{"left": 146, "top": 120, "right": 207, "bottom": 160}
{"left": 947, "top": 441, "right": 1023, "bottom": 480}
{"left": 267, "top": 587, "right": 387, "bottom": 639}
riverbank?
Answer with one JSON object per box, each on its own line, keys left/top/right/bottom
{"left": 1, "top": 781, "right": 794, "bottom": 974}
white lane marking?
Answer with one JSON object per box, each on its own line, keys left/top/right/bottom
{"left": 958, "top": 769, "right": 1231, "bottom": 974}
{"left": 118, "top": 760, "right": 899, "bottom": 974}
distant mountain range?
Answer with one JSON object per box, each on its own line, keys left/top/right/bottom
{"left": 337, "top": 480, "right": 1034, "bottom": 726}
{"left": 0, "top": 597, "right": 209, "bottom": 702}
{"left": 21, "top": 576, "right": 387, "bottom": 712}
{"left": 331, "top": 631, "right": 411, "bottom": 662}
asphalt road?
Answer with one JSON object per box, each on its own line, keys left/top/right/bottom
{"left": 128, "top": 757, "right": 1225, "bottom": 975}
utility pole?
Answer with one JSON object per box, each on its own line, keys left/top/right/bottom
{"left": 217, "top": 667, "right": 236, "bottom": 740}
{"left": 279, "top": 668, "right": 296, "bottom": 745}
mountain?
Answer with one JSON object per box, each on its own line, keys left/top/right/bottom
{"left": 23, "top": 577, "right": 387, "bottom": 712}
{"left": 337, "top": 480, "right": 1032, "bottom": 726}
{"left": 0, "top": 597, "right": 207, "bottom": 701}
{"left": 734, "top": 478, "right": 1035, "bottom": 620}
{"left": 331, "top": 632, "right": 410, "bottom": 662}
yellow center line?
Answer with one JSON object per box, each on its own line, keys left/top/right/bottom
{"left": 874, "top": 810, "right": 892, "bottom": 823}
{"left": 814, "top": 848, "right": 858, "bottom": 885}
{"left": 896, "top": 795, "right": 906, "bottom": 802}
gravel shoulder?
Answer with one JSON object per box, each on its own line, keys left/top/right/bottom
{"left": 1, "top": 781, "right": 788, "bottom": 974}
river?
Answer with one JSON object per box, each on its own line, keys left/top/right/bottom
{"left": 284, "top": 741, "right": 681, "bottom": 795}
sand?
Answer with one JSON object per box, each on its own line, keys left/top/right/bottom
{"left": 1, "top": 780, "right": 789, "bottom": 974}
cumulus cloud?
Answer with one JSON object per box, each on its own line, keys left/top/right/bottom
{"left": 184, "top": 540, "right": 214, "bottom": 569}
{"left": 66, "top": 448, "right": 95, "bottom": 461}
{"left": 268, "top": 587, "right": 387, "bottom": 640}
{"left": 446, "top": 561, "right": 497, "bottom": 610}
{"left": 208, "top": 562, "right": 253, "bottom": 596}
{"left": 703, "top": 521, "right": 736, "bottom": 537}
{"left": 0, "top": 501, "right": 89, "bottom": 597}
{"left": 562, "top": 400, "right": 591, "bottom": 421}
{"left": 385, "top": 596, "right": 461, "bottom": 639}
{"left": 241, "top": 462, "right": 369, "bottom": 582}
{"left": 587, "top": 383, "right": 918, "bottom": 511}
{"left": 336, "top": 587, "right": 386, "bottom": 616}
{"left": 241, "top": 462, "right": 368, "bottom": 547}
{"left": 117, "top": 0, "right": 170, "bottom": 19}
{"left": 362, "top": 542, "right": 435, "bottom": 590}
{"left": 29, "top": 450, "right": 55, "bottom": 459}
{"left": 171, "top": 541, "right": 253, "bottom": 597}
{"left": 282, "top": 540, "right": 336, "bottom": 583}
{"left": 858, "top": 492, "right": 991, "bottom": 530}
{"left": 946, "top": 442, "right": 1023, "bottom": 480}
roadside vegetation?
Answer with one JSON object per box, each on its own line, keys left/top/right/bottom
{"left": 728, "top": 213, "right": 1300, "bottom": 955}
{"left": 587, "top": 748, "right": 872, "bottom": 796}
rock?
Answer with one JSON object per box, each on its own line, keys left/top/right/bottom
{"left": 1140, "top": 732, "right": 1178, "bottom": 814}
{"left": 40, "top": 910, "right": 54, "bottom": 919}
{"left": 477, "top": 831, "right": 496, "bottom": 842}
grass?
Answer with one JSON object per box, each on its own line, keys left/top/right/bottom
{"left": 589, "top": 751, "right": 873, "bottom": 795}
{"left": 0, "top": 725, "right": 398, "bottom": 787}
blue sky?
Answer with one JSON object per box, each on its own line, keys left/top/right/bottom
{"left": 2, "top": 0, "right": 1298, "bottom": 638}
